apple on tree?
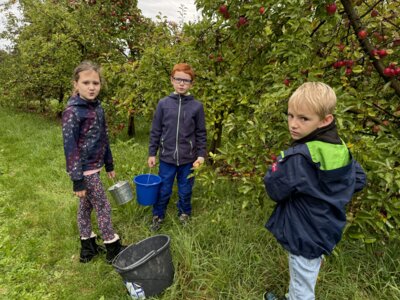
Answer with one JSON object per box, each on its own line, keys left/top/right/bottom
{"left": 218, "top": 4, "right": 230, "bottom": 19}
{"left": 371, "top": 9, "right": 378, "bottom": 17}
{"left": 237, "top": 16, "right": 248, "bottom": 28}
{"left": 326, "top": 3, "right": 337, "bottom": 15}
{"left": 377, "top": 49, "right": 388, "bottom": 58}
{"left": 337, "top": 43, "right": 345, "bottom": 52}
{"left": 357, "top": 30, "right": 368, "bottom": 40}
{"left": 283, "top": 78, "right": 290, "bottom": 86}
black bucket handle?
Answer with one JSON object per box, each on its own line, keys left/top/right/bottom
{"left": 113, "top": 235, "right": 171, "bottom": 272}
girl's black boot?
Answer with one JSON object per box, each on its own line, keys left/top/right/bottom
{"left": 105, "top": 239, "right": 127, "bottom": 264}
{"left": 80, "top": 238, "right": 98, "bottom": 263}
{"left": 89, "top": 236, "right": 106, "bottom": 255}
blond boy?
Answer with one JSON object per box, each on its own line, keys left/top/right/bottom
{"left": 263, "top": 82, "right": 366, "bottom": 300}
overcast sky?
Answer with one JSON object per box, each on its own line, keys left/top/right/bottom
{"left": 137, "top": 0, "right": 200, "bottom": 23}
{"left": 0, "top": 0, "right": 200, "bottom": 49}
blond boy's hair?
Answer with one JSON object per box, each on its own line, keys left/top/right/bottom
{"left": 288, "top": 82, "right": 336, "bottom": 119}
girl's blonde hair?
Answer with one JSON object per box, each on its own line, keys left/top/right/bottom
{"left": 72, "top": 60, "right": 103, "bottom": 95}
{"left": 288, "top": 82, "right": 336, "bottom": 119}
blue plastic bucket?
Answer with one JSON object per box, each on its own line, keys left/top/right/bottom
{"left": 133, "top": 174, "right": 161, "bottom": 206}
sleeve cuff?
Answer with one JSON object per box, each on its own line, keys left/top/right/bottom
{"left": 105, "top": 163, "right": 114, "bottom": 172}
{"left": 73, "top": 179, "right": 85, "bottom": 192}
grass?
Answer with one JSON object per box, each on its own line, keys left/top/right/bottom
{"left": 0, "top": 107, "right": 399, "bottom": 299}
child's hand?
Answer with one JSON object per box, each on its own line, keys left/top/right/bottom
{"left": 148, "top": 156, "right": 156, "bottom": 167}
{"left": 107, "top": 170, "right": 116, "bottom": 178}
{"left": 193, "top": 157, "right": 205, "bottom": 168}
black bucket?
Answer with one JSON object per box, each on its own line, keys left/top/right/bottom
{"left": 112, "top": 235, "right": 174, "bottom": 298}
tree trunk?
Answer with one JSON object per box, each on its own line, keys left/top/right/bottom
{"left": 57, "top": 86, "right": 64, "bottom": 119}
{"left": 128, "top": 114, "right": 135, "bottom": 137}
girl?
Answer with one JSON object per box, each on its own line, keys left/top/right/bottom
{"left": 62, "top": 61, "right": 125, "bottom": 263}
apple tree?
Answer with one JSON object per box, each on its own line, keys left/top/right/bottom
{"left": 187, "top": 0, "right": 400, "bottom": 243}
{"left": 0, "top": 0, "right": 152, "bottom": 120}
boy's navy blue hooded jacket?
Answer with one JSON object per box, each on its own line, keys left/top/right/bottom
{"left": 62, "top": 95, "right": 113, "bottom": 191}
{"left": 149, "top": 92, "right": 207, "bottom": 165}
{"left": 264, "top": 122, "right": 366, "bottom": 259}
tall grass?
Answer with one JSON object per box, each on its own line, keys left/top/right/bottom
{"left": 0, "top": 107, "right": 399, "bottom": 299}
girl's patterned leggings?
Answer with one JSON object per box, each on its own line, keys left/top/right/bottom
{"left": 78, "top": 172, "right": 115, "bottom": 241}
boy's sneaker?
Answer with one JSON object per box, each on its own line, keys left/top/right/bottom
{"left": 178, "top": 213, "right": 190, "bottom": 225}
{"left": 150, "top": 216, "right": 163, "bottom": 231}
{"left": 263, "top": 291, "right": 287, "bottom": 300}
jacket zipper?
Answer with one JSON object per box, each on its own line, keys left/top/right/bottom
{"left": 174, "top": 95, "right": 182, "bottom": 165}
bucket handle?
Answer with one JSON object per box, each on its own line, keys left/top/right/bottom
{"left": 146, "top": 166, "right": 152, "bottom": 184}
{"left": 135, "top": 250, "right": 156, "bottom": 265}
{"left": 117, "top": 250, "right": 157, "bottom": 271}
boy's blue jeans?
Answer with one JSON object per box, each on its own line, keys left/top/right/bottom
{"left": 152, "top": 161, "right": 194, "bottom": 219}
{"left": 288, "top": 253, "right": 322, "bottom": 300}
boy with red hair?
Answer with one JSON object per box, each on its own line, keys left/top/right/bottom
{"left": 148, "top": 63, "right": 207, "bottom": 231}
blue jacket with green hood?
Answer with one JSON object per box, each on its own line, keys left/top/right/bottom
{"left": 264, "top": 121, "right": 366, "bottom": 259}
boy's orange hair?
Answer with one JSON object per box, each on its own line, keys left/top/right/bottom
{"left": 171, "top": 63, "right": 195, "bottom": 80}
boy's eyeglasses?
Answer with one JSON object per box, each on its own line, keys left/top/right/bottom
{"left": 172, "top": 77, "right": 192, "bottom": 84}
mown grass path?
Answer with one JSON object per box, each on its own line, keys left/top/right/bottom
{"left": 0, "top": 108, "right": 399, "bottom": 299}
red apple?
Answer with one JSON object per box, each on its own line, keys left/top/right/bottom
{"left": 370, "top": 49, "right": 379, "bottom": 57}
{"left": 216, "top": 55, "right": 223, "bottom": 62}
{"left": 383, "top": 67, "right": 395, "bottom": 77}
{"left": 237, "top": 16, "right": 248, "bottom": 28}
{"left": 259, "top": 7, "right": 265, "bottom": 14}
{"left": 333, "top": 61, "right": 340, "bottom": 69}
{"left": 358, "top": 30, "right": 368, "bottom": 40}
{"left": 377, "top": 49, "right": 387, "bottom": 57}
{"left": 219, "top": 4, "right": 228, "bottom": 15}
{"left": 208, "top": 53, "right": 214, "bottom": 60}
{"left": 337, "top": 43, "right": 345, "bottom": 52}
{"left": 345, "top": 67, "right": 352, "bottom": 75}
{"left": 326, "top": 3, "right": 337, "bottom": 15}
{"left": 394, "top": 67, "right": 400, "bottom": 76}
{"left": 372, "top": 125, "right": 381, "bottom": 133}
{"left": 371, "top": 9, "right": 378, "bottom": 17}
{"left": 283, "top": 78, "right": 290, "bottom": 86}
